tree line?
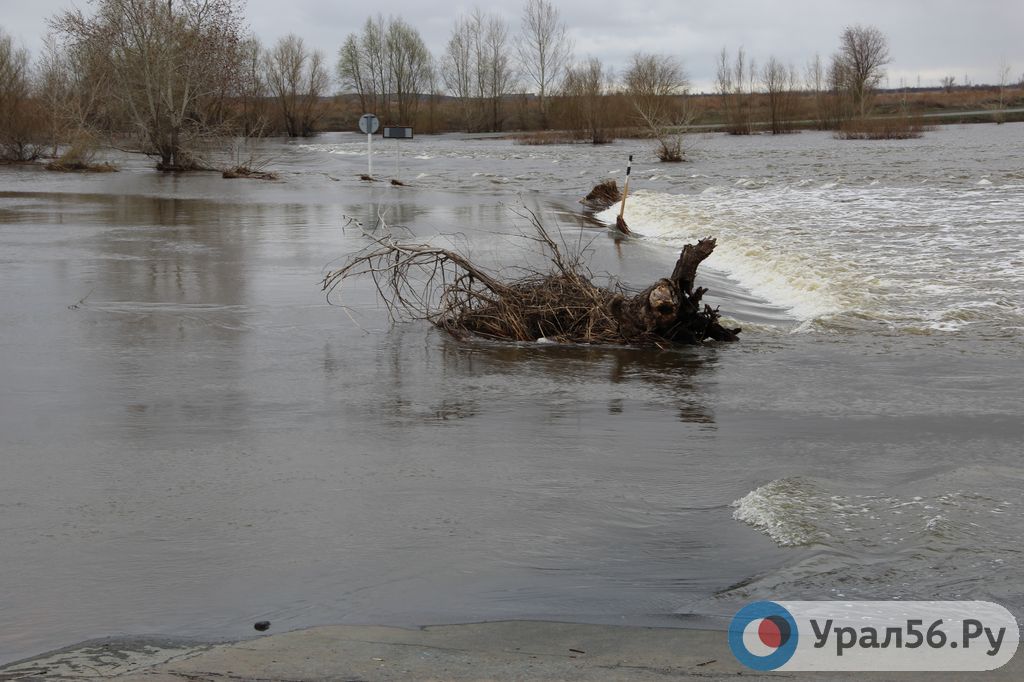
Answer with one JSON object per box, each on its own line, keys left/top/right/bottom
{"left": 1, "top": 0, "right": 1019, "bottom": 168}
{"left": 715, "top": 25, "right": 893, "bottom": 136}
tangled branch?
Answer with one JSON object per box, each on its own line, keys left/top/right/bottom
{"left": 322, "top": 210, "right": 740, "bottom": 346}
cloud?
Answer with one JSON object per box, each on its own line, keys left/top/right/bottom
{"left": 5, "top": 0, "right": 1021, "bottom": 89}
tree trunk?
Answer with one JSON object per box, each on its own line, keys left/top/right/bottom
{"left": 170, "top": 128, "right": 179, "bottom": 167}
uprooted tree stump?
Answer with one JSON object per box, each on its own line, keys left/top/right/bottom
{"left": 321, "top": 211, "right": 740, "bottom": 346}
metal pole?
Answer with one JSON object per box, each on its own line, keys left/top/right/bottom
{"left": 367, "top": 132, "right": 372, "bottom": 177}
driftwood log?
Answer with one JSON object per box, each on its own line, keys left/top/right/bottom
{"left": 322, "top": 214, "right": 739, "bottom": 346}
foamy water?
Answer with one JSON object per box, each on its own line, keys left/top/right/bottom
{"left": 599, "top": 192, "right": 854, "bottom": 321}
{"left": 727, "top": 468, "right": 1022, "bottom": 603}
{"left": 297, "top": 125, "right": 1024, "bottom": 339}
{"left": 598, "top": 179, "right": 1024, "bottom": 335}
{"left": 732, "top": 475, "right": 1014, "bottom": 549}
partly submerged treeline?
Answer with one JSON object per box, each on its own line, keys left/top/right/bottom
{"left": 1, "top": 0, "right": 1021, "bottom": 169}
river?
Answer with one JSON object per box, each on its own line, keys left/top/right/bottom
{"left": 0, "top": 123, "right": 1021, "bottom": 664}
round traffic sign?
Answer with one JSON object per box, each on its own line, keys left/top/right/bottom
{"left": 358, "top": 114, "right": 380, "bottom": 135}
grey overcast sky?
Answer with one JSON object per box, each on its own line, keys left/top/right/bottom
{"left": 3, "top": 0, "right": 1021, "bottom": 92}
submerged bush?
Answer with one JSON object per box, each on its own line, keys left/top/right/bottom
{"left": 45, "top": 143, "right": 117, "bottom": 172}
{"left": 837, "top": 115, "right": 929, "bottom": 140}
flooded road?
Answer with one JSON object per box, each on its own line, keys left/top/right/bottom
{"left": 1, "top": 126, "right": 1022, "bottom": 664}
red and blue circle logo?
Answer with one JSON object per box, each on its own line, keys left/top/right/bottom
{"left": 728, "top": 601, "right": 798, "bottom": 670}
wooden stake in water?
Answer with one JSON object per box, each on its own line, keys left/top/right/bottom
{"left": 616, "top": 154, "right": 633, "bottom": 235}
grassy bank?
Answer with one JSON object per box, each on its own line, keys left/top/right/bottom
{"left": 314, "top": 85, "right": 1024, "bottom": 136}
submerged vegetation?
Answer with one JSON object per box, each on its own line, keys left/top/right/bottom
{"left": 580, "top": 180, "right": 622, "bottom": 210}
{"left": 222, "top": 165, "right": 278, "bottom": 180}
{"left": 42, "top": 137, "right": 116, "bottom": 172}
{"left": 836, "top": 114, "right": 930, "bottom": 140}
{"left": 45, "top": 158, "right": 117, "bottom": 173}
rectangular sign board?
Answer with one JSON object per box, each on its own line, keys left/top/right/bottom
{"left": 383, "top": 127, "right": 414, "bottom": 139}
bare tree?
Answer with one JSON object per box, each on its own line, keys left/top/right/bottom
{"left": 482, "top": 12, "right": 516, "bottom": 131}
{"left": 0, "top": 28, "right": 42, "bottom": 161}
{"left": 624, "top": 52, "right": 690, "bottom": 161}
{"left": 997, "top": 59, "right": 1011, "bottom": 105}
{"left": 302, "top": 50, "right": 329, "bottom": 132}
{"left": 338, "top": 16, "right": 431, "bottom": 126}
{"left": 337, "top": 17, "right": 391, "bottom": 121}
{"left": 60, "top": 30, "right": 113, "bottom": 143}
{"left": 337, "top": 34, "right": 370, "bottom": 113}
{"left": 471, "top": 9, "right": 491, "bottom": 125}
{"left": 51, "top": 0, "right": 246, "bottom": 170}
{"left": 993, "top": 57, "right": 1012, "bottom": 124}
{"left": 265, "top": 35, "right": 328, "bottom": 137}
{"left": 940, "top": 75, "right": 956, "bottom": 93}
{"left": 716, "top": 46, "right": 753, "bottom": 134}
{"left": 35, "top": 31, "right": 121, "bottom": 169}
{"left": 835, "top": 24, "right": 890, "bottom": 119}
{"left": 516, "top": 0, "right": 572, "bottom": 127}
{"left": 561, "top": 57, "right": 612, "bottom": 144}
{"left": 386, "top": 18, "right": 432, "bottom": 124}
{"left": 441, "top": 14, "right": 478, "bottom": 130}
{"left": 625, "top": 53, "right": 686, "bottom": 117}
{"left": 423, "top": 55, "right": 442, "bottom": 134}
{"left": 805, "top": 53, "right": 833, "bottom": 130}
{"left": 439, "top": 10, "right": 515, "bottom": 132}
{"left": 36, "top": 35, "right": 68, "bottom": 157}
{"left": 715, "top": 49, "right": 733, "bottom": 116}
{"left": 826, "top": 53, "right": 855, "bottom": 126}
{"left": 762, "top": 56, "right": 798, "bottom": 134}
{"left": 236, "top": 36, "right": 268, "bottom": 136}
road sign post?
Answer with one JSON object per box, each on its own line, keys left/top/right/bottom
{"left": 358, "top": 114, "right": 380, "bottom": 177}
{"left": 382, "top": 127, "right": 414, "bottom": 183}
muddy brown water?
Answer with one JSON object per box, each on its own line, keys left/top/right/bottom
{"left": 1, "top": 129, "right": 1022, "bottom": 664}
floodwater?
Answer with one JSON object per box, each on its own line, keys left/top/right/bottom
{"left": 1, "top": 124, "right": 1022, "bottom": 665}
